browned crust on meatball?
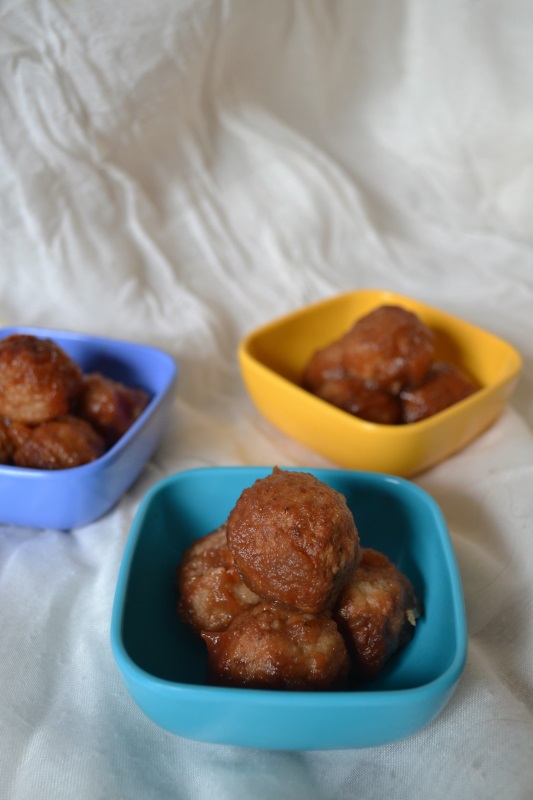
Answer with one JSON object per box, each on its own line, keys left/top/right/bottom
{"left": 400, "top": 361, "right": 478, "bottom": 423}
{"left": 312, "top": 377, "right": 402, "bottom": 424}
{"left": 334, "top": 548, "right": 421, "bottom": 680}
{"left": 202, "top": 602, "right": 350, "bottom": 690}
{"left": 339, "top": 306, "right": 435, "bottom": 393}
{"left": 12, "top": 415, "right": 105, "bottom": 469}
{"left": 0, "top": 418, "right": 14, "bottom": 464}
{"left": 302, "top": 305, "right": 436, "bottom": 423}
{"left": 302, "top": 338, "right": 346, "bottom": 393}
{"left": 226, "top": 468, "right": 360, "bottom": 614}
{"left": 0, "top": 335, "right": 83, "bottom": 424}
{"left": 177, "top": 524, "right": 260, "bottom": 633}
{"left": 77, "top": 372, "right": 149, "bottom": 446}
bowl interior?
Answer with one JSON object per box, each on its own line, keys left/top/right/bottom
{"left": 116, "top": 467, "right": 466, "bottom": 693}
{"left": 243, "top": 289, "right": 521, "bottom": 392}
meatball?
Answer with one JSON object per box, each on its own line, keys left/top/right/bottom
{"left": 312, "top": 377, "right": 402, "bottom": 425}
{"left": 226, "top": 468, "right": 360, "bottom": 614}
{"left": 339, "top": 306, "right": 435, "bottom": 393}
{"left": 302, "top": 338, "right": 346, "bottom": 393}
{"left": 201, "top": 602, "right": 350, "bottom": 690}
{"left": 11, "top": 415, "right": 105, "bottom": 469}
{"left": 0, "top": 335, "right": 83, "bottom": 423}
{"left": 334, "top": 548, "right": 421, "bottom": 680}
{"left": 77, "top": 372, "right": 149, "bottom": 446}
{"left": 0, "top": 419, "right": 14, "bottom": 464}
{"left": 400, "top": 361, "right": 478, "bottom": 423}
{"left": 177, "top": 524, "right": 260, "bottom": 633}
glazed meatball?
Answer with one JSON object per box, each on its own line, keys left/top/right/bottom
{"left": 334, "top": 548, "right": 420, "bottom": 680}
{"left": 0, "top": 335, "right": 83, "bottom": 423}
{"left": 227, "top": 468, "right": 360, "bottom": 614}
{"left": 202, "top": 603, "right": 350, "bottom": 690}
{"left": 339, "top": 306, "right": 435, "bottom": 393}
{"left": 312, "top": 377, "right": 402, "bottom": 425}
{"left": 77, "top": 372, "right": 149, "bottom": 446}
{"left": 177, "top": 524, "right": 260, "bottom": 633}
{"left": 302, "top": 338, "right": 346, "bottom": 393}
{"left": 0, "top": 419, "right": 14, "bottom": 464}
{"left": 400, "top": 361, "right": 478, "bottom": 423}
{"left": 12, "top": 415, "right": 105, "bottom": 469}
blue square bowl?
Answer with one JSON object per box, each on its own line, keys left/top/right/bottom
{"left": 111, "top": 466, "right": 467, "bottom": 750}
{"left": 0, "top": 327, "right": 177, "bottom": 529}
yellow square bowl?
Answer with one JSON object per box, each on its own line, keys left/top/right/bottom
{"left": 238, "top": 289, "right": 522, "bottom": 477}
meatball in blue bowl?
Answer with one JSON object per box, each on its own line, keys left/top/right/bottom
{"left": 0, "top": 327, "right": 177, "bottom": 529}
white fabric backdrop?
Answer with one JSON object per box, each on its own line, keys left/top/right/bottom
{"left": 1, "top": 1, "right": 532, "bottom": 798}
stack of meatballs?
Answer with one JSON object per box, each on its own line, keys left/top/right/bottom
{"left": 0, "top": 334, "right": 149, "bottom": 469}
{"left": 177, "top": 467, "right": 420, "bottom": 691}
{"left": 302, "top": 304, "right": 478, "bottom": 424}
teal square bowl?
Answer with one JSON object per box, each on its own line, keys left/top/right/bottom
{"left": 110, "top": 467, "right": 467, "bottom": 750}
